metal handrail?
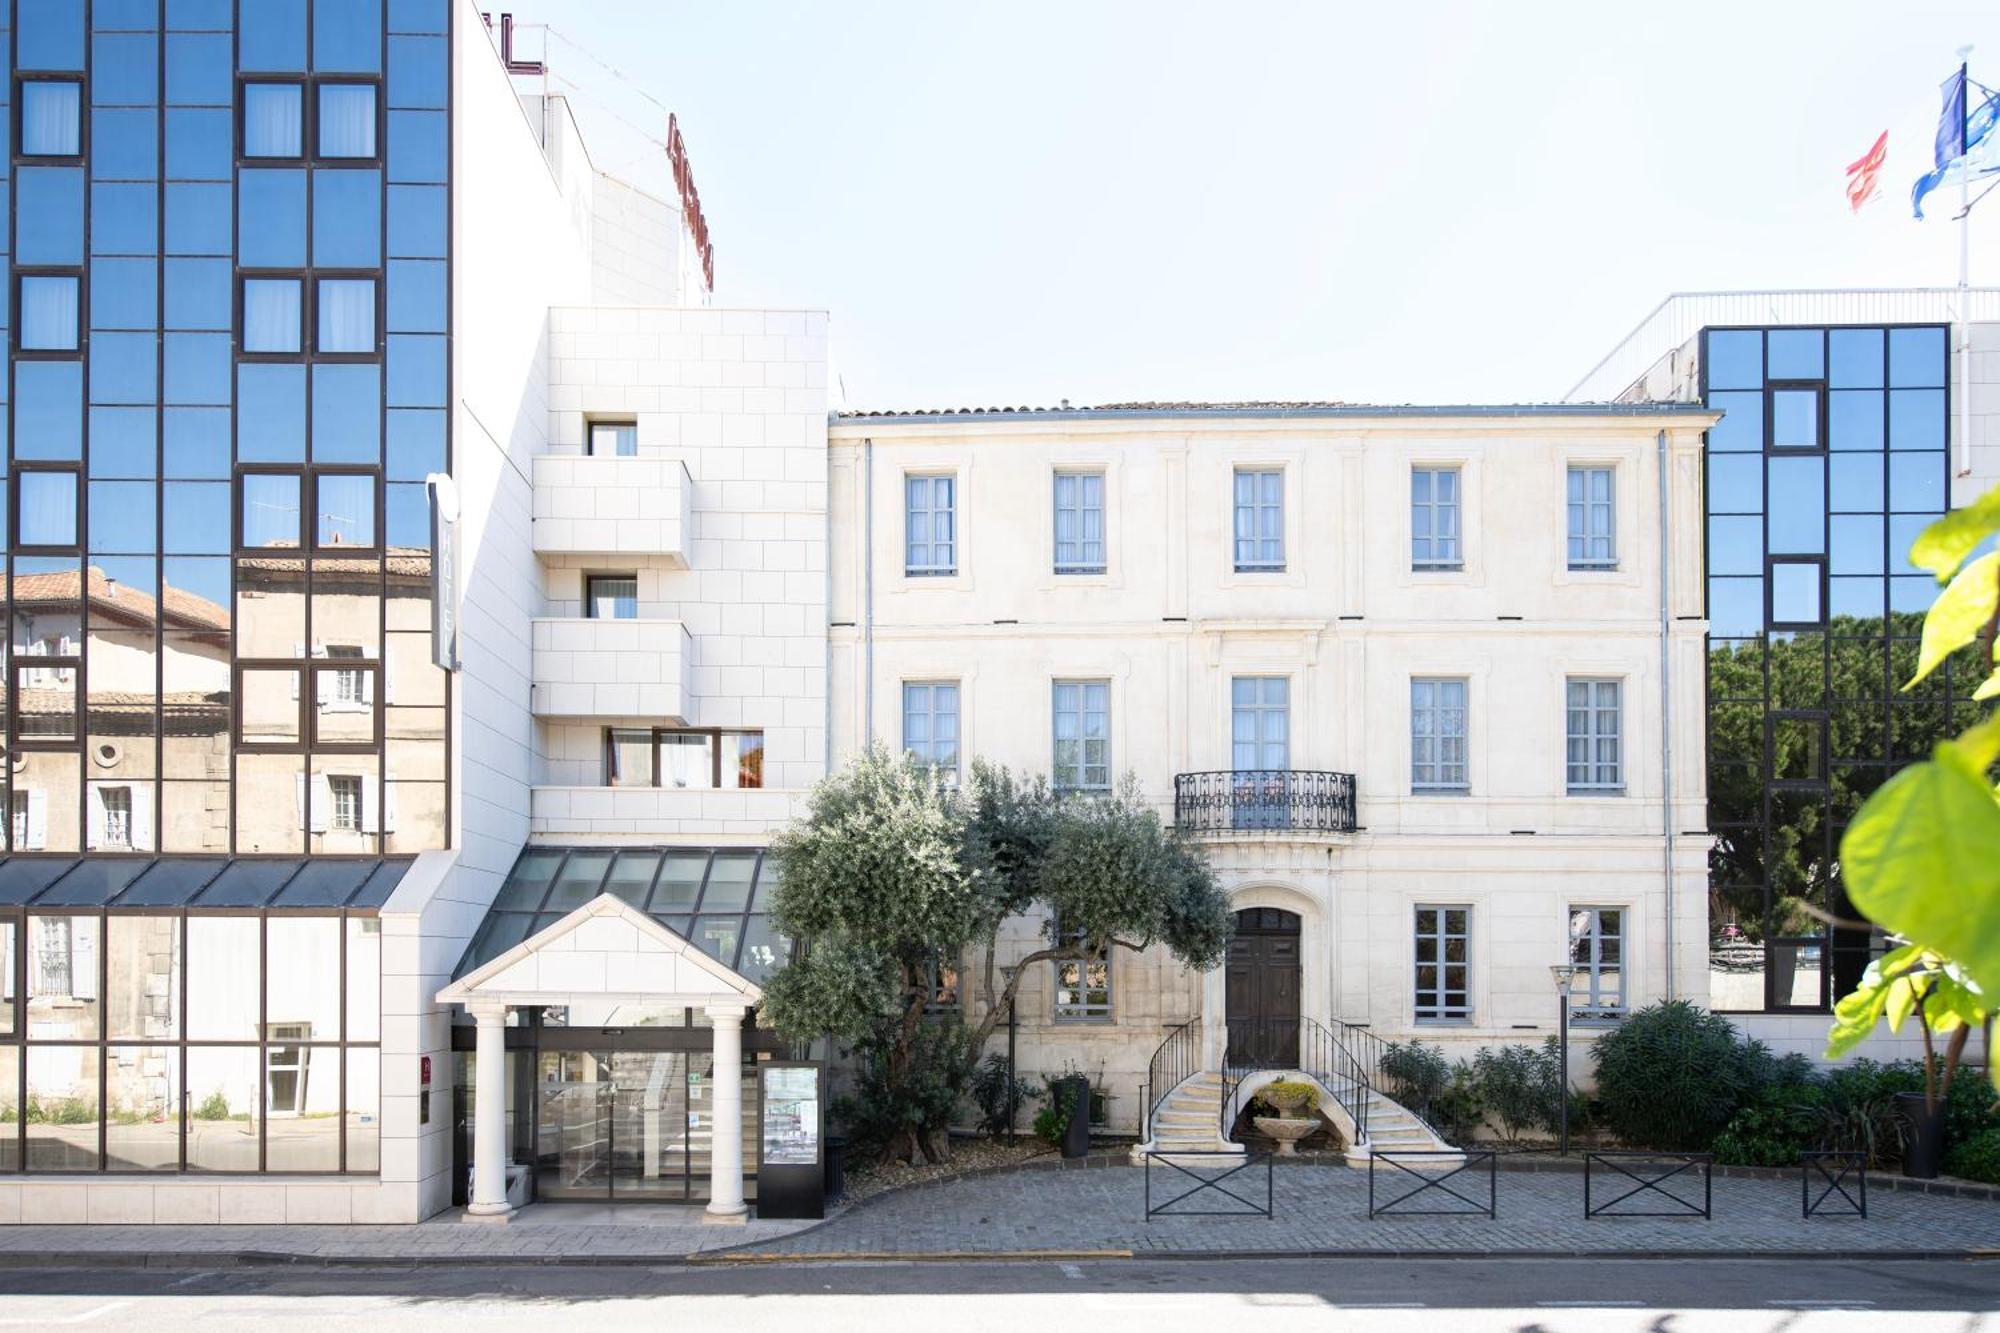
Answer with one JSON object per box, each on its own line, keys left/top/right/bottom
{"left": 1335, "top": 1018, "right": 1455, "bottom": 1147}
{"left": 1173, "top": 770, "right": 1357, "bottom": 836}
{"left": 1142, "top": 1019, "right": 1198, "bottom": 1142}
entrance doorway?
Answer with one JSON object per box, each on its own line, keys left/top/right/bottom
{"left": 1225, "top": 907, "right": 1300, "bottom": 1068}
{"left": 532, "top": 1050, "right": 759, "bottom": 1202}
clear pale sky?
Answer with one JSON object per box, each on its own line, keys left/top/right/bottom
{"left": 504, "top": 1, "right": 1999, "bottom": 409}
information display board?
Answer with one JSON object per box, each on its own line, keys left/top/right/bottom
{"left": 756, "top": 1062, "right": 825, "bottom": 1219}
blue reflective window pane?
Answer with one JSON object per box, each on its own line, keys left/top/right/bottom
{"left": 89, "top": 408, "right": 154, "bottom": 479}
{"left": 387, "top": 110, "right": 447, "bottom": 183}
{"left": 1766, "top": 329, "right": 1823, "bottom": 381}
{"left": 1766, "top": 456, "right": 1825, "bottom": 554}
{"left": 1708, "top": 576, "right": 1763, "bottom": 637}
{"left": 388, "top": 0, "right": 449, "bottom": 35}
{"left": 239, "top": 0, "right": 307, "bottom": 72}
{"left": 18, "top": 0, "right": 86, "bottom": 70}
{"left": 164, "top": 33, "right": 232, "bottom": 105}
{"left": 89, "top": 257, "right": 156, "bottom": 330}
{"left": 1706, "top": 330, "right": 1762, "bottom": 390}
{"left": 163, "top": 484, "right": 229, "bottom": 553}
{"left": 163, "top": 407, "right": 229, "bottom": 478}
{"left": 1707, "top": 516, "right": 1762, "bottom": 576}
{"left": 1891, "top": 575, "right": 1938, "bottom": 616}
{"left": 91, "top": 108, "right": 158, "bottom": 181}
{"left": 317, "top": 278, "right": 376, "bottom": 354}
{"left": 242, "top": 83, "right": 304, "bottom": 158}
{"left": 17, "top": 167, "right": 85, "bottom": 264}
{"left": 1889, "top": 388, "right": 1946, "bottom": 452}
{"left": 17, "top": 472, "right": 78, "bottom": 546}
{"left": 164, "top": 182, "right": 231, "bottom": 255}
{"left": 164, "top": 558, "right": 229, "bottom": 621}
{"left": 386, "top": 184, "right": 445, "bottom": 258}
{"left": 14, "top": 362, "right": 83, "bottom": 459}
{"left": 235, "top": 364, "right": 305, "bottom": 462}
{"left": 317, "top": 474, "right": 376, "bottom": 548}
{"left": 92, "top": 34, "right": 158, "bottom": 106}
{"left": 241, "top": 473, "right": 301, "bottom": 548}
{"left": 237, "top": 170, "right": 306, "bottom": 266}
{"left": 20, "top": 81, "right": 81, "bottom": 156}
{"left": 1890, "top": 514, "right": 1935, "bottom": 577}
{"left": 18, "top": 274, "right": 80, "bottom": 351}
{"left": 1830, "top": 577, "right": 1885, "bottom": 622}
{"left": 385, "top": 481, "right": 428, "bottom": 546}
{"left": 1828, "top": 328, "right": 1885, "bottom": 388}
{"left": 387, "top": 36, "right": 448, "bottom": 108}
{"left": 97, "top": 0, "right": 160, "bottom": 30}
{"left": 312, "top": 169, "right": 381, "bottom": 266}
{"left": 318, "top": 84, "right": 378, "bottom": 158}
{"left": 167, "top": 0, "right": 232, "bottom": 27}
{"left": 311, "top": 363, "right": 381, "bottom": 462}
{"left": 164, "top": 108, "right": 232, "bottom": 181}
{"left": 163, "top": 333, "right": 231, "bottom": 406}
{"left": 1829, "top": 514, "right": 1884, "bottom": 576}
{"left": 164, "top": 256, "right": 230, "bottom": 331}
{"left": 1889, "top": 327, "right": 1947, "bottom": 388}
{"left": 91, "top": 183, "right": 157, "bottom": 255}
{"left": 243, "top": 278, "right": 302, "bottom": 353}
{"left": 385, "top": 259, "right": 444, "bottom": 332}
{"left": 385, "top": 408, "right": 443, "bottom": 480}
{"left": 1829, "top": 453, "right": 1884, "bottom": 513}
{"left": 1772, "top": 389, "right": 1819, "bottom": 449}
{"left": 89, "top": 482, "right": 158, "bottom": 553}
{"left": 1828, "top": 389, "right": 1884, "bottom": 451}
{"left": 1706, "top": 390, "right": 1763, "bottom": 451}
{"left": 91, "top": 331, "right": 159, "bottom": 404}
{"left": 386, "top": 334, "right": 445, "bottom": 407}
{"left": 1708, "top": 453, "right": 1762, "bottom": 513}
{"left": 1889, "top": 452, "right": 1945, "bottom": 513}
{"left": 315, "top": 0, "right": 383, "bottom": 71}
{"left": 1772, "top": 562, "right": 1822, "bottom": 626}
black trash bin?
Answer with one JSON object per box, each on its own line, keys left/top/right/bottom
{"left": 1059, "top": 1076, "right": 1091, "bottom": 1158}
{"left": 824, "top": 1134, "right": 848, "bottom": 1200}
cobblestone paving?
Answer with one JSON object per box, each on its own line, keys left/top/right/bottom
{"left": 740, "top": 1160, "right": 2000, "bottom": 1256}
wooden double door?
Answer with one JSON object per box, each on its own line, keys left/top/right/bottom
{"left": 1225, "top": 908, "right": 1300, "bottom": 1068}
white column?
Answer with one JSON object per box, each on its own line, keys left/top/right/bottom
{"left": 467, "top": 1001, "right": 514, "bottom": 1218}
{"left": 705, "top": 1004, "right": 748, "bottom": 1218}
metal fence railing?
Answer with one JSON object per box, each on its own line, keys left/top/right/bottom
{"left": 1802, "top": 1151, "right": 1867, "bottom": 1219}
{"left": 1585, "top": 1152, "right": 1713, "bottom": 1219}
{"left": 1143, "top": 1149, "right": 1273, "bottom": 1220}
{"left": 1368, "top": 1150, "right": 1496, "bottom": 1219}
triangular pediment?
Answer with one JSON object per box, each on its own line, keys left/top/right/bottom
{"left": 436, "top": 893, "right": 763, "bottom": 1009}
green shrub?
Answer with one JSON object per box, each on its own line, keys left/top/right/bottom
{"left": 193, "top": 1090, "right": 231, "bottom": 1121}
{"left": 1378, "top": 1042, "right": 1450, "bottom": 1111}
{"left": 1590, "top": 1000, "right": 1768, "bottom": 1150}
{"left": 831, "top": 1019, "right": 978, "bottom": 1164}
{"left": 1945, "top": 1127, "right": 2000, "bottom": 1185}
{"left": 967, "top": 1053, "right": 1040, "bottom": 1138}
{"left": 1713, "top": 1089, "right": 1821, "bottom": 1167}
{"left": 1032, "top": 1104, "right": 1067, "bottom": 1147}
{"left": 1472, "top": 1041, "right": 1562, "bottom": 1143}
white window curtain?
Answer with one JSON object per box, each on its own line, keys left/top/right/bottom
{"left": 317, "top": 279, "right": 375, "bottom": 354}
{"left": 243, "top": 83, "right": 302, "bottom": 157}
{"left": 21, "top": 81, "right": 80, "bottom": 156}
{"left": 242, "top": 279, "right": 301, "bottom": 353}
{"left": 318, "top": 84, "right": 377, "bottom": 158}
{"left": 19, "top": 275, "right": 78, "bottom": 351}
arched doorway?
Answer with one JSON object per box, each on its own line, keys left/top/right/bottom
{"left": 1225, "top": 907, "right": 1300, "bottom": 1068}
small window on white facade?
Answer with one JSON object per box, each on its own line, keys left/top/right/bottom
{"left": 1567, "top": 906, "right": 1626, "bottom": 1022}
{"left": 1411, "top": 466, "right": 1462, "bottom": 569}
{"left": 589, "top": 421, "right": 637, "bottom": 457}
{"left": 329, "top": 775, "right": 363, "bottom": 832}
{"left": 1052, "top": 471, "right": 1106, "bottom": 575}
{"left": 1232, "top": 468, "right": 1285, "bottom": 572}
{"left": 1052, "top": 680, "right": 1110, "bottom": 791}
{"left": 1566, "top": 466, "right": 1616, "bottom": 569}
{"left": 585, "top": 574, "right": 638, "bottom": 619}
{"left": 1565, "top": 678, "right": 1623, "bottom": 794}
{"left": 905, "top": 475, "right": 957, "bottom": 576}
{"left": 1410, "top": 677, "right": 1468, "bottom": 792}
{"left": 1414, "top": 905, "right": 1471, "bottom": 1022}
{"left": 902, "top": 681, "right": 961, "bottom": 778}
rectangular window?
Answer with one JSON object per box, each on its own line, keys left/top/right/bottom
{"left": 317, "top": 83, "right": 378, "bottom": 159}
{"left": 100, "top": 787, "right": 132, "bottom": 848}
{"left": 1052, "top": 680, "right": 1110, "bottom": 791}
{"left": 18, "top": 273, "right": 80, "bottom": 351}
{"left": 1229, "top": 676, "right": 1290, "bottom": 830}
{"left": 1053, "top": 924, "right": 1111, "bottom": 1020}
{"left": 329, "top": 775, "right": 362, "bottom": 832}
{"left": 1411, "top": 466, "right": 1462, "bottom": 569}
{"left": 1411, "top": 677, "right": 1469, "bottom": 792}
{"left": 902, "top": 681, "right": 961, "bottom": 778}
{"left": 905, "top": 474, "right": 956, "bottom": 576}
{"left": 242, "top": 277, "right": 303, "bottom": 354}
{"left": 921, "top": 953, "right": 960, "bottom": 1016}
{"left": 1414, "top": 905, "right": 1470, "bottom": 1022}
{"left": 1566, "top": 466, "right": 1616, "bottom": 569}
{"left": 325, "top": 644, "right": 366, "bottom": 707}
{"left": 240, "top": 472, "right": 302, "bottom": 549}
{"left": 605, "top": 728, "right": 655, "bottom": 787}
{"left": 1232, "top": 467, "right": 1285, "bottom": 571}
{"left": 606, "top": 728, "right": 766, "bottom": 790}
{"left": 20, "top": 79, "right": 82, "bottom": 158}
{"left": 1567, "top": 906, "right": 1626, "bottom": 1022}
{"left": 589, "top": 421, "right": 637, "bottom": 458}
{"left": 17, "top": 470, "right": 79, "bottom": 548}
{"left": 241, "top": 82, "right": 304, "bottom": 159}
{"left": 1565, "top": 678, "right": 1623, "bottom": 794}
{"left": 584, "top": 575, "right": 637, "bottom": 620}
{"left": 315, "top": 278, "right": 376, "bottom": 354}
{"left": 1052, "top": 471, "right": 1106, "bottom": 575}
{"left": 314, "top": 473, "right": 376, "bottom": 549}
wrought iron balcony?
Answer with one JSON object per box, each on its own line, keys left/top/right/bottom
{"left": 1172, "top": 770, "right": 1357, "bottom": 836}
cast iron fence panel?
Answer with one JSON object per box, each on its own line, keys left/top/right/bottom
{"left": 1143, "top": 1149, "right": 1274, "bottom": 1220}
{"left": 1585, "top": 1152, "right": 1712, "bottom": 1219}
{"left": 1368, "top": 1150, "right": 1496, "bottom": 1218}
{"left": 1801, "top": 1151, "right": 1867, "bottom": 1219}
{"left": 1172, "top": 770, "right": 1357, "bottom": 836}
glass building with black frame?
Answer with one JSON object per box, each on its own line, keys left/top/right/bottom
{"left": 0, "top": 0, "right": 451, "bottom": 1177}
{"left": 1702, "top": 322, "right": 1982, "bottom": 1014}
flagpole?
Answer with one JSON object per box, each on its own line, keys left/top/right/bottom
{"left": 1958, "top": 49, "right": 1974, "bottom": 479}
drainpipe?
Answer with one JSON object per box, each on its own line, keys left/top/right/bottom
{"left": 1657, "top": 428, "right": 1676, "bottom": 1002}
{"left": 863, "top": 437, "right": 876, "bottom": 745}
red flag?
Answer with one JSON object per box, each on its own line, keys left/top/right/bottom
{"left": 1846, "top": 130, "right": 1889, "bottom": 211}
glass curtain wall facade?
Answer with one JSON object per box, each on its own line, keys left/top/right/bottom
{"left": 2, "top": 0, "right": 451, "bottom": 857}
{"left": 1703, "top": 324, "right": 1979, "bottom": 1012}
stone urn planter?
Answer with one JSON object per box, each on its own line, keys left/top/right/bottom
{"left": 1252, "top": 1079, "right": 1322, "bottom": 1156}
{"left": 1253, "top": 1115, "right": 1318, "bottom": 1156}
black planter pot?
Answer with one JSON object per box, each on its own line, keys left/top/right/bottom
{"left": 1897, "top": 1091, "right": 1945, "bottom": 1180}
{"left": 1058, "top": 1076, "right": 1091, "bottom": 1158}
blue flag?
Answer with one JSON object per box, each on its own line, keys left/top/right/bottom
{"left": 1914, "top": 68, "right": 2000, "bottom": 218}
{"left": 1936, "top": 66, "right": 1968, "bottom": 166}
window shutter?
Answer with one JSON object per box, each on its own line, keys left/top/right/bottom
{"left": 290, "top": 642, "right": 304, "bottom": 699}
{"left": 361, "top": 668, "right": 375, "bottom": 707}
{"left": 315, "top": 667, "right": 332, "bottom": 705}
{"left": 85, "top": 785, "right": 105, "bottom": 849}
{"left": 131, "top": 787, "right": 153, "bottom": 852}
{"left": 71, "top": 920, "right": 96, "bottom": 1001}
{"left": 295, "top": 773, "right": 307, "bottom": 830}
{"left": 309, "top": 774, "right": 332, "bottom": 833}
{"left": 361, "top": 779, "right": 380, "bottom": 835}
{"left": 26, "top": 790, "right": 47, "bottom": 850}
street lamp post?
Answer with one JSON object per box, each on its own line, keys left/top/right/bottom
{"left": 1548, "top": 963, "right": 1577, "bottom": 1157}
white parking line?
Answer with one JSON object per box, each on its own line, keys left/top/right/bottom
{"left": 1058, "top": 1264, "right": 1084, "bottom": 1280}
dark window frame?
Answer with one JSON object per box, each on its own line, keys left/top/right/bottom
{"left": 598, "top": 726, "right": 767, "bottom": 791}
{"left": 235, "top": 75, "right": 385, "bottom": 167}
{"left": 14, "top": 74, "right": 86, "bottom": 164}
{"left": 11, "top": 464, "right": 84, "bottom": 554}
{"left": 310, "top": 270, "right": 383, "bottom": 361}
{"left": 1767, "top": 380, "right": 1828, "bottom": 453}
{"left": 235, "top": 269, "right": 308, "bottom": 359}
{"left": 1767, "top": 554, "right": 1828, "bottom": 631}
{"left": 309, "top": 467, "right": 383, "bottom": 555}
{"left": 312, "top": 78, "right": 384, "bottom": 164}
{"left": 12, "top": 266, "right": 86, "bottom": 357}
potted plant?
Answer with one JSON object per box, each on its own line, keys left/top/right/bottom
{"left": 1828, "top": 945, "right": 1981, "bottom": 1179}
{"left": 1251, "top": 1079, "right": 1322, "bottom": 1156}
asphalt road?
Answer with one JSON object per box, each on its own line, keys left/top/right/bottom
{"left": 0, "top": 1257, "right": 1994, "bottom": 1330}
